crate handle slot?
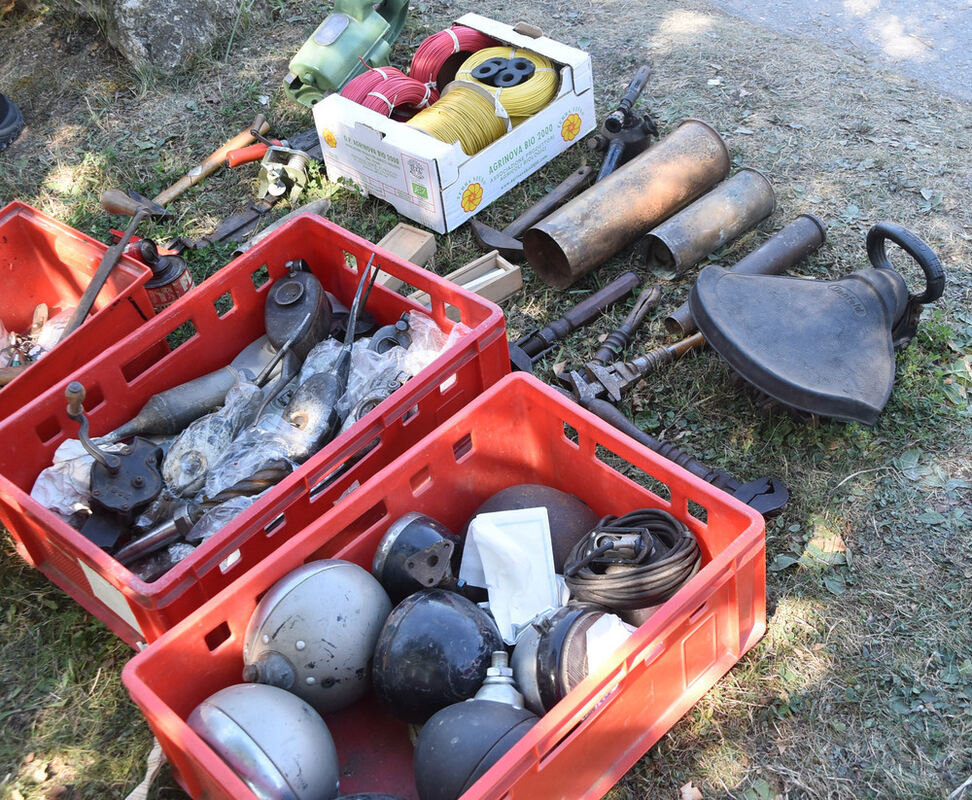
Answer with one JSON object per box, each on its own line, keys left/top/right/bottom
{"left": 307, "top": 436, "right": 381, "bottom": 501}
{"left": 641, "top": 641, "right": 666, "bottom": 667}
{"left": 203, "top": 621, "right": 232, "bottom": 651}
{"left": 689, "top": 601, "right": 710, "bottom": 624}
{"left": 451, "top": 432, "right": 473, "bottom": 461}
{"left": 218, "top": 549, "right": 242, "bottom": 573}
{"left": 264, "top": 513, "right": 286, "bottom": 537}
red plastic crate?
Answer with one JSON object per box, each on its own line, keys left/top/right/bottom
{"left": 123, "top": 373, "right": 766, "bottom": 800}
{"left": 0, "top": 214, "right": 508, "bottom": 647}
{"left": 0, "top": 201, "right": 155, "bottom": 420}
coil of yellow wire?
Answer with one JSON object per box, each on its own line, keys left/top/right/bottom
{"left": 455, "top": 46, "right": 559, "bottom": 117}
{"left": 407, "top": 46, "right": 560, "bottom": 155}
{"left": 407, "top": 83, "right": 509, "bottom": 155}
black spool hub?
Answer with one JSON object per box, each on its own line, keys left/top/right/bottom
{"left": 472, "top": 56, "right": 536, "bottom": 87}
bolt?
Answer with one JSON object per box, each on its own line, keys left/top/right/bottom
{"left": 132, "top": 476, "right": 144, "bottom": 488}
{"left": 92, "top": 489, "right": 101, "bottom": 497}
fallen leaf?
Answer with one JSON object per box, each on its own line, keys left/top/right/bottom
{"left": 768, "top": 554, "right": 799, "bottom": 572}
{"left": 680, "top": 781, "right": 704, "bottom": 800}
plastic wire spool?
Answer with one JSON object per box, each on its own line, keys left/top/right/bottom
{"left": 407, "top": 82, "right": 510, "bottom": 155}
{"left": 454, "top": 46, "right": 559, "bottom": 120}
{"left": 340, "top": 66, "right": 439, "bottom": 121}
{"left": 409, "top": 26, "right": 500, "bottom": 91}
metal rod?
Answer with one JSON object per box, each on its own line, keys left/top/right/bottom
{"left": 58, "top": 208, "right": 149, "bottom": 343}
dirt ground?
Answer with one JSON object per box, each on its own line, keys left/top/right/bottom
{"left": 1, "top": 0, "right": 971, "bottom": 798}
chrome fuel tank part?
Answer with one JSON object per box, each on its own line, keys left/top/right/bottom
{"left": 243, "top": 560, "right": 392, "bottom": 715}
{"left": 187, "top": 683, "right": 339, "bottom": 800}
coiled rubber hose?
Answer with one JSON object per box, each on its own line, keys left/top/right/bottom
{"left": 564, "top": 508, "right": 701, "bottom": 609}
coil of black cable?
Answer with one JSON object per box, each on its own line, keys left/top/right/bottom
{"left": 563, "top": 508, "right": 701, "bottom": 610}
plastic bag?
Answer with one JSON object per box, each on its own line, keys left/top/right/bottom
{"left": 461, "top": 507, "right": 560, "bottom": 644}
{"left": 30, "top": 437, "right": 129, "bottom": 516}
{"left": 401, "top": 311, "right": 470, "bottom": 377}
{"left": 201, "top": 415, "right": 299, "bottom": 499}
{"left": 33, "top": 306, "right": 76, "bottom": 356}
{"left": 162, "top": 377, "right": 263, "bottom": 497}
{"left": 185, "top": 494, "right": 261, "bottom": 545}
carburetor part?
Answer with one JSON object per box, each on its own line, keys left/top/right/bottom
{"left": 65, "top": 381, "right": 164, "bottom": 551}
{"left": 372, "top": 512, "right": 463, "bottom": 603}
{"left": 257, "top": 146, "right": 311, "bottom": 203}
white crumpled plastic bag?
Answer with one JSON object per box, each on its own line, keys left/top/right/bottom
{"left": 30, "top": 437, "right": 128, "bottom": 516}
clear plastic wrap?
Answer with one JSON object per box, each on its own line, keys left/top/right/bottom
{"left": 202, "top": 415, "right": 301, "bottom": 499}
{"left": 185, "top": 494, "right": 261, "bottom": 545}
{"left": 166, "top": 312, "right": 465, "bottom": 512}
{"left": 162, "top": 377, "right": 264, "bottom": 497}
{"left": 401, "top": 311, "right": 470, "bottom": 377}
{"left": 32, "top": 306, "right": 76, "bottom": 357}
{"left": 30, "top": 437, "right": 131, "bottom": 517}
{"left": 130, "top": 541, "right": 197, "bottom": 583}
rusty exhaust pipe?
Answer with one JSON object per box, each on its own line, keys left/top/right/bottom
{"left": 641, "top": 167, "right": 776, "bottom": 280}
{"left": 522, "top": 119, "right": 730, "bottom": 288}
{"left": 664, "top": 212, "right": 827, "bottom": 336}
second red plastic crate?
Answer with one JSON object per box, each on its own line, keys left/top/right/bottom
{"left": 0, "top": 201, "right": 155, "bottom": 420}
{"left": 123, "top": 373, "right": 766, "bottom": 800}
{"left": 0, "top": 214, "right": 508, "bottom": 647}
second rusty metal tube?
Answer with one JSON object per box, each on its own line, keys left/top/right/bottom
{"left": 664, "top": 212, "right": 827, "bottom": 336}
{"left": 642, "top": 167, "right": 777, "bottom": 280}
{"left": 522, "top": 119, "right": 730, "bottom": 288}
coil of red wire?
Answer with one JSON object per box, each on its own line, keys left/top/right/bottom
{"left": 340, "top": 66, "right": 439, "bottom": 121}
{"left": 409, "top": 25, "right": 500, "bottom": 91}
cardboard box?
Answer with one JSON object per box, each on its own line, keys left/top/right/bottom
{"left": 313, "top": 13, "right": 596, "bottom": 233}
{"left": 409, "top": 250, "right": 522, "bottom": 320}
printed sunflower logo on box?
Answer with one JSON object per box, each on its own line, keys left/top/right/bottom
{"left": 561, "top": 113, "right": 582, "bottom": 142}
{"left": 320, "top": 128, "right": 338, "bottom": 148}
{"left": 461, "top": 182, "right": 484, "bottom": 213}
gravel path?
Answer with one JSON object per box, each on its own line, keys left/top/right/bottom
{"left": 707, "top": 0, "right": 972, "bottom": 101}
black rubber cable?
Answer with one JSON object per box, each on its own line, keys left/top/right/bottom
{"left": 563, "top": 508, "right": 701, "bottom": 610}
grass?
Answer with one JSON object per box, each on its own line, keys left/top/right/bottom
{"left": 1, "top": 0, "right": 971, "bottom": 798}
